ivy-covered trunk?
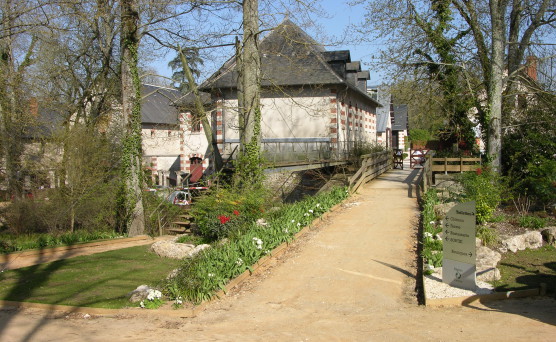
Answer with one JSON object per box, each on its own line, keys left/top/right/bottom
{"left": 236, "top": 0, "right": 263, "bottom": 186}
{"left": 487, "top": 0, "right": 506, "bottom": 172}
{"left": 118, "top": 0, "right": 145, "bottom": 236}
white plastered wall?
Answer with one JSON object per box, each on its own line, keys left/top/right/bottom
{"left": 221, "top": 88, "right": 331, "bottom": 141}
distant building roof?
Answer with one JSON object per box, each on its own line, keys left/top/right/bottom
{"left": 25, "top": 107, "right": 65, "bottom": 139}
{"left": 175, "top": 91, "right": 213, "bottom": 113}
{"left": 141, "top": 84, "right": 181, "bottom": 125}
{"left": 201, "top": 19, "right": 380, "bottom": 107}
{"left": 392, "top": 104, "right": 408, "bottom": 131}
{"left": 368, "top": 86, "right": 391, "bottom": 132}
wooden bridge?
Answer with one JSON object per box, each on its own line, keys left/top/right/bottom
{"left": 220, "top": 138, "right": 359, "bottom": 172}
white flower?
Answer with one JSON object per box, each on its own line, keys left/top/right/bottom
{"left": 297, "top": 222, "right": 301, "bottom": 227}
{"left": 435, "top": 234, "right": 442, "bottom": 241}
{"left": 252, "top": 237, "right": 263, "bottom": 249}
{"left": 429, "top": 221, "right": 435, "bottom": 225}
{"left": 283, "top": 228, "right": 289, "bottom": 234}
{"left": 424, "top": 232, "right": 433, "bottom": 238}
{"left": 208, "top": 273, "right": 215, "bottom": 277}
{"left": 308, "top": 209, "right": 314, "bottom": 214}
{"left": 264, "top": 250, "right": 270, "bottom": 254}
{"left": 316, "top": 203, "right": 321, "bottom": 208}
{"left": 236, "top": 258, "right": 244, "bottom": 266}
{"left": 291, "top": 219, "right": 295, "bottom": 223}
{"left": 304, "top": 213, "right": 309, "bottom": 217}
{"left": 140, "top": 301, "right": 145, "bottom": 308}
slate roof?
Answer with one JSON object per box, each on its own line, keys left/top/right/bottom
{"left": 141, "top": 84, "right": 181, "bottom": 125}
{"left": 201, "top": 20, "right": 380, "bottom": 107}
{"left": 368, "top": 86, "right": 392, "bottom": 133}
{"left": 175, "top": 91, "right": 213, "bottom": 113}
{"left": 24, "top": 108, "right": 65, "bottom": 139}
{"left": 376, "top": 110, "right": 390, "bottom": 133}
{"left": 392, "top": 104, "right": 408, "bottom": 131}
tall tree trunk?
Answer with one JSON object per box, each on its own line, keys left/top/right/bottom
{"left": 0, "top": 0, "right": 24, "bottom": 199}
{"left": 237, "top": 0, "right": 262, "bottom": 185}
{"left": 119, "top": 0, "right": 145, "bottom": 236}
{"left": 488, "top": 0, "right": 507, "bottom": 171}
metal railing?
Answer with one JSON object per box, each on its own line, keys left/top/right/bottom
{"left": 220, "top": 139, "right": 359, "bottom": 166}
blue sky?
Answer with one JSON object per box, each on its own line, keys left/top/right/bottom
{"left": 150, "top": 0, "right": 388, "bottom": 86}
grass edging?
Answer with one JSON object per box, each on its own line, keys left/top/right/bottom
{"left": 1, "top": 235, "right": 149, "bottom": 259}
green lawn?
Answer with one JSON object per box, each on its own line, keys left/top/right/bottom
{"left": 0, "top": 245, "right": 182, "bottom": 308}
{"left": 492, "top": 245, "right": 556, "bottom": 294}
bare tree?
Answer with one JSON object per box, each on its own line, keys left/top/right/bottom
{"left": 0, "top": 0, "right": 47, "bottom": 199}
{"left": 358, "top": 0, "right": 556, "bottom": 170}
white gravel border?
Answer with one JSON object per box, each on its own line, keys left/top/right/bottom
{"left": 424, "top": 268, "right": 494, "bottom": 299}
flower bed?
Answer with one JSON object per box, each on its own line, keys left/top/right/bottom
{"left": 167, "top": 186, "right": 349, "bottom": 304}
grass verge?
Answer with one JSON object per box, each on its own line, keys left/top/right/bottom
{"left": 0, "top": 230, "right": 125, "bottom": 254}
{"left": 0, "top": 245, "right": 181, "bottom": 308}
{"left": 491, "top": 245, "right": 556, "bottom": 294}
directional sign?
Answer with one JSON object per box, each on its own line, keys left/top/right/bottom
{"left": 442, "top": 201, "right": 476, "bottom": 290}
{"left": 443, "top": 201, "right": 476, "bottom": 264}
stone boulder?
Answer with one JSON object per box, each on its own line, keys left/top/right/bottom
{"left": 128, "top": 285, "right": 152, "bottom": 303}
{"left": 500, "top": 231, "right": 543, "bottom": 253}
{"left": 476, "top": 246, "right": 501, "bottom": 281}
{"left": 190, "top": 244, "right": 211, "bottom": 256}
{"left": 541, "top": 227, "right": 556, "bottom": 246}
{"left": 434, "top": 202, "right": 456, "bottom": 219}
{"left": 150, "top": 240, "right": 195, "bottom": 259}
{"left": 150, "top": 240, "right": 211, "bottom": 259}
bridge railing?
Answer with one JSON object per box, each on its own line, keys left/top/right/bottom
{"left": 220, "top": 139, "right": 359, "bottom": 166}
{"left": 349, "top": 150, "right": 392, "bottom": 193}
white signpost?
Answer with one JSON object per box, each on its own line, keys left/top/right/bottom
{"left": 442, "top": 201, "right": 477, "bottom": 290}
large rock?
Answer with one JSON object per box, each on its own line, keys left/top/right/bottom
{"left": 190, "top": 244, "right": 211, "bottom": 256}
{"left": 476, "top": 246, "right": 501, "bottom": 281}
{"left": 150, "top": 240, "right": 195, "bottom": 259}
{"left": 434, "top": 202, "right": 456, "bottom": 219}
{"left": 500, "top": 231, "right": 543, "bottom": 253}
{"left": 541, "top": 227, "right": 556, "bottom": 246}
{"left": 150, "top": 240, "right": 211, "bottom": 259}
{"left": 128, "top": 285, "right": 152, "bottom": 303}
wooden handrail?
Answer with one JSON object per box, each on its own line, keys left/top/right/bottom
{"left": 349, "top": 151, "right": 392, "bottom": 193}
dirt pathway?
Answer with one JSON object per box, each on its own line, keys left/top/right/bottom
{"left": 1, "top": 165, "right": 555, "bottom": 341}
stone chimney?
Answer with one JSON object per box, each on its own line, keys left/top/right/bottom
{"left": 525, "top": 56, "right": 537, "bottom": 81}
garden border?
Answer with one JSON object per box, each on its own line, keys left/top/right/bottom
{"left": 1, "top": 235, "right": 153, "bottom": 271}
{"left": 0, "top": 199, "right": 348, "bottom": 318}
{"left": 417, "top": 168, "right": 544, "bottom": 307}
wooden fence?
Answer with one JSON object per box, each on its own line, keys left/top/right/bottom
{"left": 430, "top": 156, "right": 481, "bottom": 173}
{"left": 349, "top": 151, "right": 392, "bottom": 193}
{"left": 419, "top": 153, "right": 482, "bottom": 192}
